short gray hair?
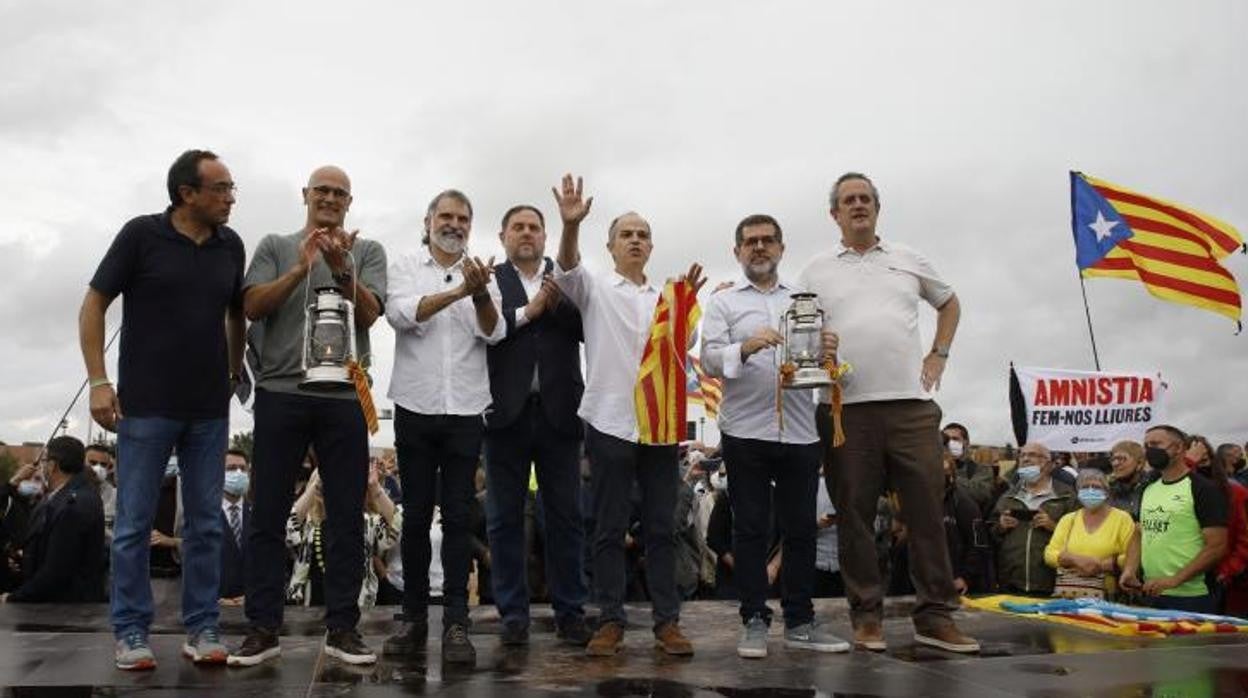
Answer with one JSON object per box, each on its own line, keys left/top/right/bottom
{"left": 1075, "top": 468, "right": 1109, "bottom": 489}
{"left": 829, "top": 172, "right": 881, "bottom": 211}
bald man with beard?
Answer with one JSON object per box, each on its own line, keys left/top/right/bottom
{"left": 228, "top": 166, "right": 387, "bottom": 667}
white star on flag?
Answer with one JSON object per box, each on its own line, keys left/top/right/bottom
{"left": 1088, "top": 210, "right": 1119, "bottom": 242}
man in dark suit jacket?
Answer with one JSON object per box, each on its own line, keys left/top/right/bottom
{"left": 219, "top": 448, "right": 251, "bottom": 601}
{"left": 2, "top": 436, "right": 105, "bottom": 604}
{"left": 484, "top": 204, "right": 590, "bottom": 646}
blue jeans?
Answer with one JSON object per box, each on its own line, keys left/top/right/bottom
{"left": 111, "top": 415, "right": 227, "bottom": 638}
{"left": 484, "top": 397, "right": 587, "bottom": 628}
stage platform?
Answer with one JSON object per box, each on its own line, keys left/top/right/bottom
{"left": 3, "top": 595, "right": 1248, "bottom": 697}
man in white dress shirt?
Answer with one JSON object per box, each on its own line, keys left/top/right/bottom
{"left": 551, "top": 174, "right": 703, "bottom": 658}
{"left": 700, "top": 214, "right": 850, "bottom": 659}
{"left": 382, "top": 189, "right": 502, "bottom": 665}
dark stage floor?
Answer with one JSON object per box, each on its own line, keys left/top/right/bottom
{"left": 4, "top": 593, "right": 1248, "bottom": 697}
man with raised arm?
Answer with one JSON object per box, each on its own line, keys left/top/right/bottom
{"left": 551, "top": 174, "right": 704, "bottom": 657}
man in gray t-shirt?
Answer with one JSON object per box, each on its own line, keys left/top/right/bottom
{"left": 227, "top": 165, "right": 386, "bottom": 668}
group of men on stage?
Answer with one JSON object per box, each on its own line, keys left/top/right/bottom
{"left": 73, "top": 149, "right": 979, "bottom": 671}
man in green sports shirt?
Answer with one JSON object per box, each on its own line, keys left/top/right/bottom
{"left": 1120, "top": 424, "right": 1227, "bottom": 613}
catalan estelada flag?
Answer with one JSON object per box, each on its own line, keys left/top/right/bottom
{"left": 686, "top": 354, "right": 723, "bottom": 419}
{"left": 635, "top": 281, "right": 700, "bottom": 444}
{"left": 1071, "top": 172, "right": 1244, "bottom": 326}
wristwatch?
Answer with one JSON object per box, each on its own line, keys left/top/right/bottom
{"left": 930, "top": 344, "right": 950, "bottom": 358}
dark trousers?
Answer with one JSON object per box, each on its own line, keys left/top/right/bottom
{"left": 394, "top": 407, "right": 483, "bottom": 628}
{"left": 1152, "top": 593, "right": 1216, "bottom": 614}
{"left": 586, "top": 425, "right": 680, "bottom": 627}
{"left": 484, "top": 396, "right": 587, "bottom": 627}
{"left": 721, "top": 434, "right": 819, "bottom": 628}
{"left": 245, "top": 390, "right": 368, "bottom": 631}
{"left": 814, "top": 569, "right": 845, "bottom": 598}
{"left": 819, "top": 400, "right": 959, "bottom": 632}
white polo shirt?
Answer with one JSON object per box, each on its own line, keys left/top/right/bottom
{"left": 553, "top": 262, "right": 659, "bottom": 443}
{"left": 699, "top": 276, "right": 818, "bottom": 444}
{"left": 798, "top": 238, "right": 954, "bottom": 405}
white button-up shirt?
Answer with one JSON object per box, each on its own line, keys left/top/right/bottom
{"left": 700, "top": 276, "right": 818, "bottom": 444}
{"left": 799, "top": 238, "right": 954, "bottom": 405}
{"left": 385, "top": 247, "right": 504, "bottom": 415}
{"left": 553, "top": 262, "right": 659, "bottom": 442}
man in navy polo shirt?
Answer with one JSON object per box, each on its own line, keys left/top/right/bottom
{"left": 80, "top": 149, "right": 246, "bottom": 670}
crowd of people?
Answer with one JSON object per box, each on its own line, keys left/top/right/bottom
{"left": 0, "top": 149, "right": 1241, "bottom": 675}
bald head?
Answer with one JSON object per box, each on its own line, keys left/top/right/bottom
{"left": 303, "top": 165, "right": 353, "bottom": 229}
{"left": 606, "top": 211, "right": 654, "bottom": 275}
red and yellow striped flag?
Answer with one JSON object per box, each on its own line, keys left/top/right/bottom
{"left": 688, "top": 355, "right": 723, "bottom": 419}
{"left": 635, "top": 281, "right": 700, "bottom": 444}
{"left": 1072, "top": 172, "right": 1244, "bottom": 324}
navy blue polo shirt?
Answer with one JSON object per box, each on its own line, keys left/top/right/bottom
{"left": 89, "top": 208, "right": 245, "bottom": 419}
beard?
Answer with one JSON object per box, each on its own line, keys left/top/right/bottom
{"left": 743, "top": 258, "right": 778, "bottom": 283}
{"left": 431, "top": 227, "right": 466, "bottom": 255}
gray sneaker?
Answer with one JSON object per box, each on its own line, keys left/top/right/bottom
{"left": 115, "top": 632, "right": 157, "bottom": 671}
{"left": 737, "top": 615, "right": 769, "bottom": 659}
{"left": 784, "top": 621, "right": 850, "bottom": 653}
{"left": 182, "top": 626, "right": 228, "bottom": 664}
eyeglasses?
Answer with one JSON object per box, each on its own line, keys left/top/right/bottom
{"left": 310, "top": 185, "right": 350, "bottom": 199}
{"left": 740, "top": 235, "right": 780, "bottom": 249}
{"left": 197, "top": 182, "right": 238, "bottom": 196}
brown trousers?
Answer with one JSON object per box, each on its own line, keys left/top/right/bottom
{"left": 817, "top": 399, "right": 959, "bottom": 631}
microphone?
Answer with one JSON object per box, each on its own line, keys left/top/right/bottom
{"left": 445, "top": 274, "right": 453, "bottom": 283}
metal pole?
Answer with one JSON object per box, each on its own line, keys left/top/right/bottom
{"left": 1077, "top": 275, "right": 1102, "bottom": 371}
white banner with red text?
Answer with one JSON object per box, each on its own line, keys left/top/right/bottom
{"left": 1011, "top": 366, "right": 1167, "bottom": 451}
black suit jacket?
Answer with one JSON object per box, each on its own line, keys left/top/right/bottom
{"left": 219, "top": 499, "right": 250, "bottom": 598}
{"left": 10, "top": 473, "right": 105, "bottom": 603}
{"left": 486, "top": 259, "right": 585, "bottom": 437}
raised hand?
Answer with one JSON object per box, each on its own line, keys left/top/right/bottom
{"left": 319, "top": 227, "right": 359, "bottom": 274}
{"left": 552, "top": 173, "right": 593, "bottom": 225}
{"left": 298, "top": 228, "right": 326, "bottom": 272}
{"left": 682, "top": 263, "right": 707, "bottom": 295}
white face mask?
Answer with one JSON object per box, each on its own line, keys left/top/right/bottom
{"left": 18, "top": 479, "right": 44, "bottom": 498}
{"left": 947, "top": 440, "right": 965, "bottom": 459}
{"left": 711, "top": 472, "right": 729, "bottom": 492}
{"left": 92, "top": 464, "right": 108, "bottom": 482}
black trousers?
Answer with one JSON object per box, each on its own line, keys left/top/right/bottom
{"left": 245, "top": 389, "right": 368, "bottom": 631}
{"left": 721, "top": 434, "right": 819, "bottom": 628}
{"left": 394, "top": 407, "right": 483, "bottom": 628}
{"left": 586, "top": 425, "right": 680, "bottom": 628}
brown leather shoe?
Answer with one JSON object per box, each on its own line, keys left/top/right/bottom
{"left": 914, "top": 624, "right": 979, "bottom": 654}
{"left": 653, "top": 622, "right": 694, "bottom": 656}
{"left": 853, "top": 621, "right": 887, "bottom": 651}
{"left": 586, "top": 622, "right": 625, "bottom": 657}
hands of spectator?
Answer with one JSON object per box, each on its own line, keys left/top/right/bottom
{"left": 219, "top": 596, "right": 244, "bottom": 606}
{"left": 8, "top": 463, "right": 36, "bottom": 487}
{"left": 998, "top": 512, "right": 1019, "bottom": 531}
{"left": 817, "top": 513, "right": 836, "bottom": 529}
{"left": 1032, "top": 510, "right": 1055, "bottom": 531}
{"left": 953, "top": 577, "right": 968, "bottom": 595}
{"left": 1118, "top": 568, "right": 1142, "bottom": 592}
{"left": 1141, "top": 575, "right": 1180, "bottom": 596}
{"left": 1070, "top": 555, "right": 1102, "bottom": 577}
{"left": 150, "top": 531, "right": 180, "bottom": 549}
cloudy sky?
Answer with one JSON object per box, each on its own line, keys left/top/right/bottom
{"left": 2, "top": 1, "right": 1244, "bottom": 450}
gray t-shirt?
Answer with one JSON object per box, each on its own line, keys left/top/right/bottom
{"left": 243, "top": 231, "right": 387, "bottom": 398}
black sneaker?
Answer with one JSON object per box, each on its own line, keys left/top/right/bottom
{"left": 501, "top": 622, "right": 529, "bottom": 646}
{"left": 442, "top": 623, "right": 476, "bottom": 664}
{"left": 383, "top": 619, "right": 429, "bottom": 656}
{"left": 227, "top": 627, "right": 281, "bottom": 667}
{"left": 325, "top": 629, "right": 377, "bottom": 665}
{"left": 555, "top": 616, "right": 592, "bottom": 647}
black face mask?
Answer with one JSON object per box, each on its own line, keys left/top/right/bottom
{"left": 1145, "top": 446, "right": 1171, "bottom": 470}
{"left": 1235, "top": 459, "right": 1247, "bottom": 473}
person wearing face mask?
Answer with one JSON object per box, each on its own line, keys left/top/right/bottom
{"left": 938, "top": 437, "right": 987, "bottom": 596}
{"left": 1, "top": 462, "right": 43, "bottom": 593}
{"left": 1, "top": 437, "right": 105, "bottom": 604}
{"left": 1217, "top": 443, "right": 1247, "bottom": 485}
{"left": 941, "top": 423, "right": 994, "bottom": 515}
{"left": 218, "top": 449, "right": 251, "bottom": 603}
{"left": 1107, "top": 441, "right": 1155, "bottom": 521}
{"left": 85, "top": 445, "right": 116, "bottom": 537}
{"left": 1189, "top": 442, "right": 1248, "bottom": 615}
{"left": 1120, "top": 425, "right": 1228, "bottom": 613}
{"left": 990, "top": 442, "right": 1077, "bottom": 595}
{"left": 704, "top": 466, "right": 740, "bottom": 600}
{"left": 1043, "top": 469, "right": 1135, "bottom": 600}
{"left": 382, "top": 189, "right": 502, "bottom": 666}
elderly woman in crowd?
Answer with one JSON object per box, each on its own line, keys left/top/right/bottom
{"left": 1044, "top": 468, "right": 1135, "bottom": 599}
{"left": 1107, "top": 440, "right": 1153, "bottom": 521}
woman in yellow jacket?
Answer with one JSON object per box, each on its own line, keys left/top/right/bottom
{"left": 1044, "top": 468, "right": 1136, "bottom": 599}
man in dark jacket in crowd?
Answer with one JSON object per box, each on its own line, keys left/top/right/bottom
{"left": 1, "top": 436, "right": 106, "bottom": 604}
{"left": 991, "top": 442, "right": 1077, "bottom": 595}
{"left": 942, "top": 422, "right": 995, "bottom": 515}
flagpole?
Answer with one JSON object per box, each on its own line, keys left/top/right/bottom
{"left": 1077, "top": 275, "right": 1102, "bottom": 371}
